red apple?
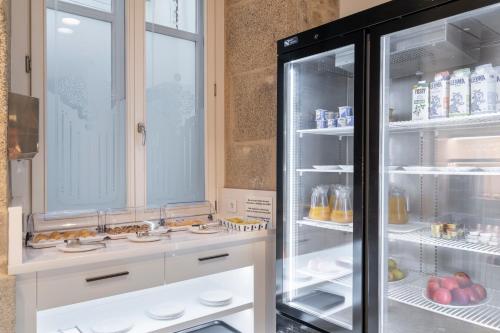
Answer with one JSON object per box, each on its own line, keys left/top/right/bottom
{"left": 428, "top": 276, "right": 441, "bottom": 285}
{"left": 454, "top": 272, "right": 472, "bottom": 288}
{"left": 441, "top": 276, "right": 459, "bottom": 291}
{"left": 433, "top": 288, "right": 452, "bottom": 305}
{"left": 471, "top": 284, "right": 487, "bottom": 301}
{"left": 463, "top": 287, "right": 481, "bottom": 304}
{"left": 427, "top": 280, "right": 441, "bottom": 298}
{"left": 451, "top": 288, "right": 470, "bottom": 305}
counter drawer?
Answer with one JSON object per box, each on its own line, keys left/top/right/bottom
{"left": 165, "top": 243, "right": 255, "bottom": 283}
{"left": 37, "top": 254, "right": 164, "bottom": 310}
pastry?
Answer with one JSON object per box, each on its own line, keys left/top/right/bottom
{"left": 49, "top": 232, "right": 63, "bottom": 240}
{"left": 32, "top": 233, "right": 49, "bottom": 243}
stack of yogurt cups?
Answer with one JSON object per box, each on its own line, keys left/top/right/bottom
{"left": 315, "top": 106, "right": 354, "bottom": 129}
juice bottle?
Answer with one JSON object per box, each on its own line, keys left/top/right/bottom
{"left": 308, "top": 185, "right": 330, "bottom": 221}
{"left": 388, "top": 186, "right": 408, "bottom": 225}
{"left": 331, "top": 186, "right": 353, "bottom": 223}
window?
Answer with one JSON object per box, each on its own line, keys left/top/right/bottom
{"left": 145, "top": 0, "right": 204, "bottom": 207}
{"left": 26, "top": 0, "right": 213, "bottom": 213}
{"left": 45, "top": 0, "right": 126, "bottom": 211}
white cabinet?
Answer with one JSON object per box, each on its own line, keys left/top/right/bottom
{"left": 37, "top": 254, "right": 164, "bottom": 310}
{"left": 165, "top": 243, "right": 255, "bottom": 283}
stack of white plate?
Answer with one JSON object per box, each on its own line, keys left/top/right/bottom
{"left": 146, "top": 303, "right": 185, "bottom": 320}
{"left": 199, "top": 290, "right": 233, "bottom": 307}
{"left": 91, "top": 319, "right": 134, "bottom": 333}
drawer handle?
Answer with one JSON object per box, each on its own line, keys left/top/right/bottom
{"left": 198, "top": 253, "right": 229, "bottom": 262}
{"left": 85, "top": 271, "right": 129, "bottom": 283}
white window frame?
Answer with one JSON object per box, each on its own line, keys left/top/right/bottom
{"left": 21, "top": 0, "right": 219, "bottom": 213}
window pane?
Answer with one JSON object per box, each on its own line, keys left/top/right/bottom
{"left": 146, "top": 0, "right": 197, "bottom": 33}
{"left": 58, "top": 0, "right": 112, "bottom": 12}
{"left": 46, "top": 6, "right": 126, "bottom": 211}
{"left": 146, "top": 32, "right": 204, "bottom": 206}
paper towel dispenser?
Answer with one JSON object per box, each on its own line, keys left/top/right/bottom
{"left": 8, "top": 93, "right": 39, "bottom": 160}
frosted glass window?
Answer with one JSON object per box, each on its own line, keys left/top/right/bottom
{"left": 146, "top": 32, "right": 204, "bottom": 207}
{"left": 46, "top": 3, "right": 126, "bottom": 211}
{"left": 58, "top": 0, "right": 112, "bottom": 12}
{"left": 146, "top": 0, "right": 197, "bottom": 33}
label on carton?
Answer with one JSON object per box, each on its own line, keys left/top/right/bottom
{"left": 449, "top": 68, "right": 470, "bottom": 117}
{"left": 471, "top": 64, "right": 496, "bottom": 114}
{"left": 412, "top": 81, "right": 429, "bottom": 120}
{"left": 429, "top": 72, "right": 450, "bottom": 118}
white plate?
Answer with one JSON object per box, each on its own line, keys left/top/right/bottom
{"left": 146, "top": 303, "right": 185, "bottom": 320}
{"left": 312, "top": 165, "right": 340, "bottom": 170}
{"left": 28, "top": 239, "right": 65, "bottom": 249}
{"left": 338, "top": 165, "right": 353, "bottom": 171}
{"left": 404, "top": 166, "right": 437, "bottom": 172}
{"left": 79, "top": 235, "right": 106, "bottom": 243}
{"left": 105, "top": 233, "right": 131, "bottom": 240}
{"left": 91, "top": 319, "right": 134, "bottom": 333}
{"left": 299, "top": 265, "right": 352, "bottom": 281}
{"left": 127, "top": 235, "right": 161, "bottom": 242}
{"left": 336, "top": 256, "right": 353, "bottom": 268}
{"left": 190, "top": 227, "right": 219, "bottom": 234}
{"left": 422, "top": 290, "right": 489, "bottom": 308}
{"left": 199, "top": 290, "right": 233, "bottom": 306}
{"left": 56, "top": 244, "right": 103, "bottom": 253}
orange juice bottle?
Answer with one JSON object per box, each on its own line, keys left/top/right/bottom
{"left": 308, "top": 185, "right": 331, "bottom": 221}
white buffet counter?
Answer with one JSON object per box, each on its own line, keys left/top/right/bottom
{"left": 11, "top": 226, "right": 276, "bottom": 333}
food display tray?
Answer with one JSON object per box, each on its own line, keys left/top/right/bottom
{"left": 175, "top": 320, "right": 241, "bottom": 333}
{"left": 220, "top": 218, "right": 268, "bottom": 232}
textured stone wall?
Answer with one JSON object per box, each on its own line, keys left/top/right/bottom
{"left": 0, "top": 0, "right": 16, "bottom": 331}
{"left": 225, "top": 0, "right": 339, "bottom": 190}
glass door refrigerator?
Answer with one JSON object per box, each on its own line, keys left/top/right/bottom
{"left": 369, "top": 1, "right": 500, "bottom": 333}
{"left": 276, "top": 31, "right": 365, "bottom": 333}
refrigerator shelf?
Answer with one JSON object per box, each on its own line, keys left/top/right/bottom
{"left": 388, "top": 113, "right": 500, "bottom": 132}
{"left": 298, "top": 219, "right": 353, "bottom": 233}
{"left": 389, "top": 275, "right": 500, "bottom": 331}
{"left": 389, "top": 230, "right": 500, "bottom": 256}
{"left": 387, "top": 167, "right": 500, "bottom": 177}
{"left": 297, "top": 168, "right": 353, "bottom": 175}
{"left": 297, "top": 127, "right": 354, "bottom": 137}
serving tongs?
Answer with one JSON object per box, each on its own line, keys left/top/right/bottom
{"left": 64, "top": 238, "right": 107, "bottom": 249}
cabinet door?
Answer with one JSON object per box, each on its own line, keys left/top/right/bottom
{"left": 277, "top": 30, "right": 365, "bottom": 333}
{"left": 37, "top": 255, "right": 164, "bottom": 310}
{"left": 369, "top": 2, "right": 500, "bottom": 333}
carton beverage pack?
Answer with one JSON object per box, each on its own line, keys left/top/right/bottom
{"left": 471, "top": 64, "right": 497, "bottom": 114}
{"left": 412, "top": 81, "right": 429, "bottom": 120}
{"left": 449, "top": 68, "right": 470, "bottom": 117}
{"left": 429, "top": 71, "right": 450, "bottom": 118}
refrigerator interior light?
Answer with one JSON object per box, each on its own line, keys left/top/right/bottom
{"left": 286, "top": 64, "right": 296, "bottom": 301}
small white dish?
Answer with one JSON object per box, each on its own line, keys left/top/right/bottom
{"left": 91, "top": 319, "right": 134, "bottom": 333}
{"left": 146, "top": 303, "right": 185, "bottom": 320}
{"left": 127, "top": 235, "right": 161, "bottom": 242}
{"left": 199, "top": 290, "right": 233, "bottom": 307}
{"left": 29, "top": 239, "right": 65, "bottom": 249}
{"left": 56, "top": 244, "right": 103, "bottom": 253}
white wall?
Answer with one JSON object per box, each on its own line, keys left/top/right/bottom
{"left": 339, "top": 0, "right": 390, "bottom": 18}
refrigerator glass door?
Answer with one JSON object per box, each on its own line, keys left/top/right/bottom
{"left": 378, "top": 3, "right": 500, "bottom": 333}
{"left": 281, "top": 43, "right": 356, "bottom": 331}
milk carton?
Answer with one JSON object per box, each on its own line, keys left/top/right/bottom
{"left": 470, "top": 64, "right": 497, "bottom": 114}
{"left": 429, "top": 71, "right": 450, "bottom": 118}
{"left": 495, "top": 66, "right": 500, "bottom": 112}
{"left": 449, "top": 68, "right": 470, "bottom": 117}
{"left": 412, "top": 81, "right": 429, "bottom": 120}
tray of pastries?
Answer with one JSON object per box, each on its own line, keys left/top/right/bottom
{"left": 104, "top": 224, "right": 150, "bottom": 239}
{"left": 28, "top": 229, "right": 101, "bottom": 248}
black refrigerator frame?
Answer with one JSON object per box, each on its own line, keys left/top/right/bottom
{"left": 276, "top": 30, "right": 366, "bottom": 333}
{"left": 276, "top": 0, "right": 500, "bottom": 332}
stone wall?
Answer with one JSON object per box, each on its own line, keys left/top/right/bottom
{"left": 224, "top": 0, "right": 339, "bottom": 190}
{"left": 0, "top": 0, "right": 16, "bottom": 331}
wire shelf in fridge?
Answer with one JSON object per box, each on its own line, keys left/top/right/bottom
{"left": 388, "top": 113, "right": 500, "bottom": 132}
{"left": 297, "top": 127, "right": 354, "bottom": 137}
{"left": 389, "top": 275, "right": 500, "bottom": 331}
{"left": 389, "top": 230, "right": 500, "bottom": 256}
{"left": 298, "top": 218, "right": 353, "bottom": 233}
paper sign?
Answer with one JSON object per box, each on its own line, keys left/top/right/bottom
{"left": 245, "top": 197, "right": 273, "bottom": 225}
